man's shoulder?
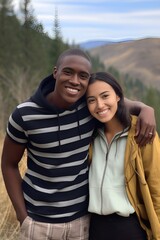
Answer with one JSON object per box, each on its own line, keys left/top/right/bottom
{"left": 17, "top": 98, "right": 40, "bottom": 109}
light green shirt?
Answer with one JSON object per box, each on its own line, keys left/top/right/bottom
{"left": 88, "top": 128, "right": 135, "bottom": 216}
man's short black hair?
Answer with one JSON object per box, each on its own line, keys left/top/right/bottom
{"left": 56, "top": 48, "right": 91, "bottom": 68}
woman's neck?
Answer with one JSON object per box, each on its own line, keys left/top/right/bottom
{"left": 104, "top": 117, "right": 124, "bottom": 144}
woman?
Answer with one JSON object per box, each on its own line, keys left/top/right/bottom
{"left": 86, "top": 72, "right": 160, "bottom": 240}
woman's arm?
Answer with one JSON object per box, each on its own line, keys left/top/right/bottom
{"left": 124, "top": 98, "right": 156, "bottom": 146}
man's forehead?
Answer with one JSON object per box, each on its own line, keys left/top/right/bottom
{"left": 60, "top": 55, "right": 91, "bottom": 69}
{"left": 62, "top": 54, "right": 88, "bottom": 61}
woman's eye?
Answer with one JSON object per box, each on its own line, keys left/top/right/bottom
{"left": 87, "top": 99, "right": 95, "bottom": 104}
{"left": 102, "top": 94, "right": 109, "bottom": 99}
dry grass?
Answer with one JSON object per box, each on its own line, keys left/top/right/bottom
{"left": 0, "top": 135, "right": 27, "bottom": 240}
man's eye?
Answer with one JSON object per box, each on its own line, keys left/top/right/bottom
{"left": 80, "top": 73, "right": 90, "bottom": 80}
{"left": 63, "top": 70, "right": 72, "bottom": 75}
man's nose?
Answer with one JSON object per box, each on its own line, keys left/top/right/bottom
{"left": 69, "top": 74, "right": 80, "bottom": 85}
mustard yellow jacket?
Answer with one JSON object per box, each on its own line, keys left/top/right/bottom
{"left": 125, "top": 116, "right": 160, "bottom": 239}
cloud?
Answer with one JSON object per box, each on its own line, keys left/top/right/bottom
{"left": 12, "top": 0, "right": 160, "bottom": 43}
{"left": 37, "top": 9, "right": 160, "bottom": 27}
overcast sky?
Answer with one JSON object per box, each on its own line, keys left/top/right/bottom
{"left": 13, "top": 0, "right": 160, "bottom": 44}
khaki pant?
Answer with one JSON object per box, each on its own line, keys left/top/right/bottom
{"left": 19, "top": 215, "right": 90, "bottom": 240}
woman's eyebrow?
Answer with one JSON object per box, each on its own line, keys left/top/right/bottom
{"left": 86, "top": 91, "right": 110, "bottom": 99}
{"left": 100, "top": 91, "right": 109, "bottom": 95}
{"left": 86, "top": 96, "right": 94, "bottom": 100}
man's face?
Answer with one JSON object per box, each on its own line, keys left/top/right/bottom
{"left": 53, "top": 55, "right": 91, "bottom": 109}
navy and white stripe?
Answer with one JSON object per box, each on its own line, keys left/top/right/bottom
{"left": 7, "top": 75, "right": 95, "bottom": 223}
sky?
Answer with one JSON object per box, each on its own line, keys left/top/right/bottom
{"left": 13, "top": 0, "right": 160, "bottom": 44}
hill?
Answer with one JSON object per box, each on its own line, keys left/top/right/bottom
{"left": 79, "top": 40, "right": 115, "bottom": 49}
{"left": 79, "top": 39, "right": 133, "bottom": 50}
{"left": 88, "top": 38, "right": 160, "bottom": 90}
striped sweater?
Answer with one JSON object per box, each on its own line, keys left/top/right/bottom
{"left": 7, "top": 74, "right": 95, "bottom": 223}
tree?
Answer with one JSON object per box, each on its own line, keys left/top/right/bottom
{"left": 0, "top": 0, "right": 13, "bottom": 23}
{"left": 89, "top": 54, "right": 106, "bottom": 72}
{"left": 49, "top": 7, "right": 69, "bottom": 68}
{"left": 20, "top": 0, "right": 39, "bottom": 70}
{"left": 0, "top": 0, "right": 18, "bottom": 69}
{"left": 17, "top": 0, "right": 51, "bottom": 80}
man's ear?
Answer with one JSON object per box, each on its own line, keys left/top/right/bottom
{"left": 53, "top": 66, "right": 57, "bottom": 78}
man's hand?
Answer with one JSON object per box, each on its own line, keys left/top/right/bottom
{"left": 135, "top": 106, "right": 156, "bottom": 147}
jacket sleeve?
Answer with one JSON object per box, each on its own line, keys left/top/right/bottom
{"left": 141, "top": 132, "right": 160, "bottom": 220}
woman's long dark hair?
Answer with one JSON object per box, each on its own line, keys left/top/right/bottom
{"left": 89, "top": 72, "right": 131, "bottom": 129}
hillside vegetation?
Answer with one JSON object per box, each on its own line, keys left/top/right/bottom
{"left": 89, "top": 38, "right": 160, "bottom": 90}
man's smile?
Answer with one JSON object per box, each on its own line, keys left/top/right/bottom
{"left": 65, "top": 86, "right": 80, "bottom": 94}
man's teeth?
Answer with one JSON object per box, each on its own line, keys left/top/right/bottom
{"left": 67, "top": 87, "right": 78, "bottom": 93}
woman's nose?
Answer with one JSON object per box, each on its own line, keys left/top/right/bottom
{"left": 97, "top": 99, "right": 104, "bottom": 109}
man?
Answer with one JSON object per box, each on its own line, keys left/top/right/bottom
{"left": 1, "top": 48, "right": 155, "bottom": 240}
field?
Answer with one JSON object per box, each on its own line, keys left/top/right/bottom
{"left": 0, "top": 136, "right": 26, "bottom": 240}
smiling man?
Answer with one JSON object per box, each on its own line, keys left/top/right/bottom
{"left": 47, "top": 53, "right": 91, "bottom": 109}
{"left": 1, "top": 48, "right": 156, "bottom": 240}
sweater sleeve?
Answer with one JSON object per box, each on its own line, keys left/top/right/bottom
{"left": 7, "top": 107, "right": 28, "bottom": 144}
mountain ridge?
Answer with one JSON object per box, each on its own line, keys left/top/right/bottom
{"left": 87, "top": 37, "right": 160, "bottom": 90}
{"left": 79, "top": 39, "right": 133, "bottom": 50}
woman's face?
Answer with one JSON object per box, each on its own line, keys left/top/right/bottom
{"left": 86, "top": 80, "right": 120, "bottom": 123}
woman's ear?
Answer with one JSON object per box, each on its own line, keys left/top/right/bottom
{"left": 116, "top": 95, "right": 120, "bottom": 102}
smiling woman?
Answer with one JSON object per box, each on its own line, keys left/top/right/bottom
{"left": 86, "top": 71, "right": 160, "bottom": 240}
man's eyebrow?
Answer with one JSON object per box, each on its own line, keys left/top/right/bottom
{"left": 62, "top": 67, "right": 72, "bottom": 70}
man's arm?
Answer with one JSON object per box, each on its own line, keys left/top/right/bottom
{"left": 124, "top": 98, "right": 156, "bottom": 146}
{"left": 1, "top": 135, "right": 28, "bottom": 224}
